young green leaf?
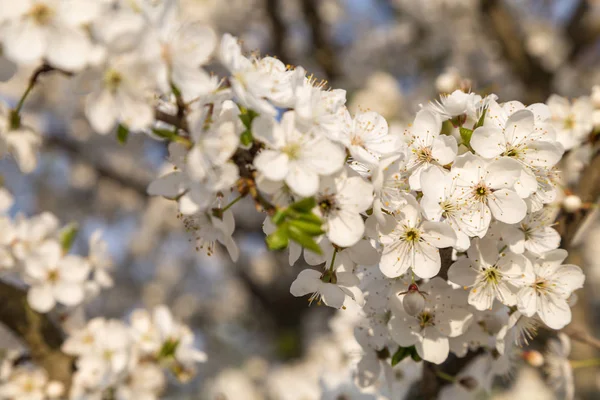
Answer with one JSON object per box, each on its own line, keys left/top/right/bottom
{"left": 266, "top": 225, "right": 289, "bottom": 250}
{"left": 288, "top": 225, "right": 322, "bottom": 254}
{"left": 391, "top": 346, "right": 410, "bottom": 366}
{"left": 59, "top": 223, "right": 79, "bottom": 253}
{"left": 117, "top": 124, "right": 129, "bottom": 144}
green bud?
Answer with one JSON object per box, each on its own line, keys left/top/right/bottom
{"left": 266, "top": 225, "right": 289, "bottom": 250}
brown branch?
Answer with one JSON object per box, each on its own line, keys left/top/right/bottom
{"left": 565, "top": 0, "right": 598, "bottom": 62}
{"left": 265, "top": 0, "right": 290, "bottom": 63}
{"left": 563, "top": 325, "right": 600, "bottom": 350}
{"left": 300, "top": 0, "right": 340, "bottom": 82}
{"left": 0, "top": 280, "right": 74, "bottom": 388}
{"left": 480, "top": 0, "right": 553, "bottom": 103}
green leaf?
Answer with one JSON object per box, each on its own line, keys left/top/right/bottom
{"left": 289, "top": 197, "right": 317, "bottom": 213}
{"left": 391, "top": 346, "right": 410, "bottom": 366}
{"left": 288, "top": 225, "right": 322, "bottom": 254}
{"left": 117, "top": 124, "right": 129, "bottom": 144}
{"left": 288, "top": 219, "right": 324, "bottom": 236}
{"left": 272, "top": 210, "right": 287, "bottom": 226}
{"left": 459, "top": 127, "right": 473, "bottom": 148}
{"left": 409, "top": 346, "right": 422, "bottom": 362}
{"left": 59, "top": 223, "right": 79, "bottom": 253}
{"left": 266, "top": 225, "right": 289, "bottom": 250}
{"left": 293, "top": 212, "right": 323, "bottom": 225}
{"left": 152, "top": 128, "right": 176, "bottom": 140}
{"left": 474, "top": 107, "right": 487, "bottom": 129}
{"left": 240, "top": 129, "right": 253, "bottom": 146}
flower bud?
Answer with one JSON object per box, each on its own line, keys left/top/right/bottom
{"left": 563, "top": 195, "right": 582, "bottom": 213}
{"left": 522, "top": 350, "right": 544, "bottom": 367}
{"left": 46, "top": 381, "right": 65, "bottom": 398}
{"left": 403, "top": 289, "right": 425, "bottom": 316}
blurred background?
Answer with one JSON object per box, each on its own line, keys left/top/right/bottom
{"left": 1, "top": 0, "right": 600, "bottom": 398}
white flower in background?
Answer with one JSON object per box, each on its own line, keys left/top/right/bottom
{"left": 546, "top": 95, "right": 594, "bottom": 150}
{"left": 252, "top": 111, "right": 345, "bottom": 197}
{"left": 140, "top": 0, "right": 218, "bottom": 100}
{"left": 500, "top": 210, "right": 560, "bottom": 255}
{"left": 181, "top": 209, "right": 239, "bottom": 261}
{"left": 544, "top": 333, "right": 574, "bottom": 400}
{"left": 292, "top": 67, "right": 347, "bottom": 139}
{"left": 0, "top": 366, "right": 54, "bottom": 400}
{"left": 115, "top": 362, "right": 166, "bottom": 400}
{"left": 9, "top": 212, "right": 59, "bottom": 263}
{"left": 304, "top": 236, "right": 379, "bottom": 272}
{"left": 315, "top": 169, "right": 373, "bottom": 247}
{"left": 471, "top": 104, "right": 563, "bottom": 197}
{"left": 0, "top": 0, "right": 103, "bottom": 70}
{"left": 83, "top": 54, "right": 158, "bottom": 134}
{"left": 338, "top": 110, "right": 401, "bottom": 167}
{"left": 517, "top": 249, "right": 584, "bottom": 329}
{"left": 64, "top": 318, "right": 132, "bottom": 390}
{"left": 24, "top": 240, "right": 90, "bottom": 313}
{"left": 452, "top": 153, "right": 526, "bottom": 228}
{"left": 371, "top": 154, "right": 409, "bottom": 224}
{"left": 379, "top": 195, "right": 456, "bottom": 279}
{"left": 0, "top": 102, "right": 41, "bottom": 173}
{"left": 219, "top": 33, "right": 278, "bottom": 116}
{"left": 147, "top": 143, "right": 238, "bottom": 214}
{"left": 388, "top": 278, "right": 473, "bottom": 364}
{"left": 428, "top": 90, "right": 486, "bottom": 121}
{"left": 290, "top": 267, "right": 363, "bottom": 309}
{"left": 405, "top": 109, "right": 457, "bottom": 190}
{"left": 186, "top": 102, "right": 241, "bottom": 181}
{"left": 419, "top": 165, "right": 481, "bottom": 250}
{"left": 447, "top": 238, "right": 532, "bottom": 310}
{"left": 85, "top": 231, "right": 113, "bottom": 299}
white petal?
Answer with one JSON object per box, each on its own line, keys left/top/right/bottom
{"left": 431, "top": 135, "right": 457, "bottom": 165}
{"left": 320, "top": 284, "right": 346, "bottom": 309}
{"left": 447, "top": 259, "right": 478, "bottom": 288}
{"left": 517, "top": 286, "right": 537, "bottom": 317}
{"left": 326, "top": 211, "right": 365, "bottom": 248}
{"left": 412, "top": 242, "right": 441, "bottom": 279}
{"left": 415, "top": 328, "right": 450, "bottom": 364}
{"left": 27, "top": 284, "right": 56, "bottom": 313}
{"left": 538, "top": 294, "right": 571, "bottom": 330}
{"left": 421, "top": 221, "right": 457, "bottom": 248}
{"left": 487, "top": 189, "right": 527, "bottom": 224}
{"left": 46, "top": 26, "right": 91, "bottom": 71}
{"left": 53, "top": 282, "right": 85, "bottom": 306}
{"left": 471, "top": 125, "right": 505, "bottom": 158}
{"left": 290, "top": 269, "right": 321, "bottom": 297}
{"left": 285, "top": 164, "right": 319, "bottom": 197}
{"left": 254, "top": 150, "right": 289, "bottom": 181}
{"left": 3, "top": 21, "right": 46, "bottom": 65}
{"left": 85, "top": 89, "right": 117, "bottom": 134}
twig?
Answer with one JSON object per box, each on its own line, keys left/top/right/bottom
{"left": 0, "top": 280, "right": 74, "bottom": 389}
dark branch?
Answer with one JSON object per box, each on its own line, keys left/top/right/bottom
{"left": 265, "top": 0, "right": 290, "bottom": 63}
{"left": 300, "top": 0, "right": 341, "bottom": 82}
{"left": 0, "top": 280, "right": 74, "bottom": 388}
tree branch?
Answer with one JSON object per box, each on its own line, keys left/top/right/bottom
{"left": 300, "top": 0, "right": 340, "bottom": 82}
{"left": 0, "top": 280, "right": 74, "bottom": 388}
{"left": 479, "top": 0, "right": 553, "bottom": 103}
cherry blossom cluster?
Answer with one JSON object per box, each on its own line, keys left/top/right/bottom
{"left": 63, "top": 305, "right": 206, "bottom": 400}
{"left": 0, "top": 0, "right": 596, "bottom": 398}
{"left": 0, "top": 305, "right": 206, "bottom": 400}
{"left": 0, "top": 187, "right": 112, "bottom": 313}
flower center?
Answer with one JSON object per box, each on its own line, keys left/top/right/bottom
{"left": 440, "top": 200, "right": 457, "bottom": 217}
{"left": 104, "top": 69, "right": 123, "bottom": 92}
{"left": 483, "top": 267, "right": 500, "bottom": 284}
{"left": 418, "top": 310, "right": 434, "bottom": 329}
{"left": 282, "top": 142, "right": 302, "bottom": 160}
{"left": 472, "top": 182, "right": 490, "bottom": 202}
{"left": 350, "top": 135, "right": 364, "bottom": 147}
{"left": 320, "top": 270, "right": 337, "bottom": 284}
{"left": 404, "top": 227, "right": 421, "bottom": 243}
{"left": 47, "top": 269, "right": 60, "bottom": 283}
{"left": 564, "top": 115, "right": 575, "bottom": 130}
{"left": 416, "top": 147, "right": 433, "bottom": 163}
{"left": 29, "top": 3, "right": 54, "bottom": 25}
{"left": 318, "top": 195, "right": 337, "bottom": 216}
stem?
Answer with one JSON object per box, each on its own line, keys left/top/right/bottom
{"left": 498, "top": 245, "right": 508, "bottom": 254}
{"left": 221, "top": 194, "right": 244, "bottom": 213}
{"left": 570, "top": 358, "right": 600, "bottom": 369}
{"left": 435, "top": 369, "right": 456, "bottom": 383}
{"left": 328, "top": 248, "right": 338, "bottom": 272}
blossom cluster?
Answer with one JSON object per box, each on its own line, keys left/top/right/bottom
{"left": 0, "top": 305, "right": 206, "bottom": 400}
{"left": 0, "top": 0, "right": 596, "bottom": 399}
{"left": 0, "top": 188, "right": 112, "bottom": 313}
